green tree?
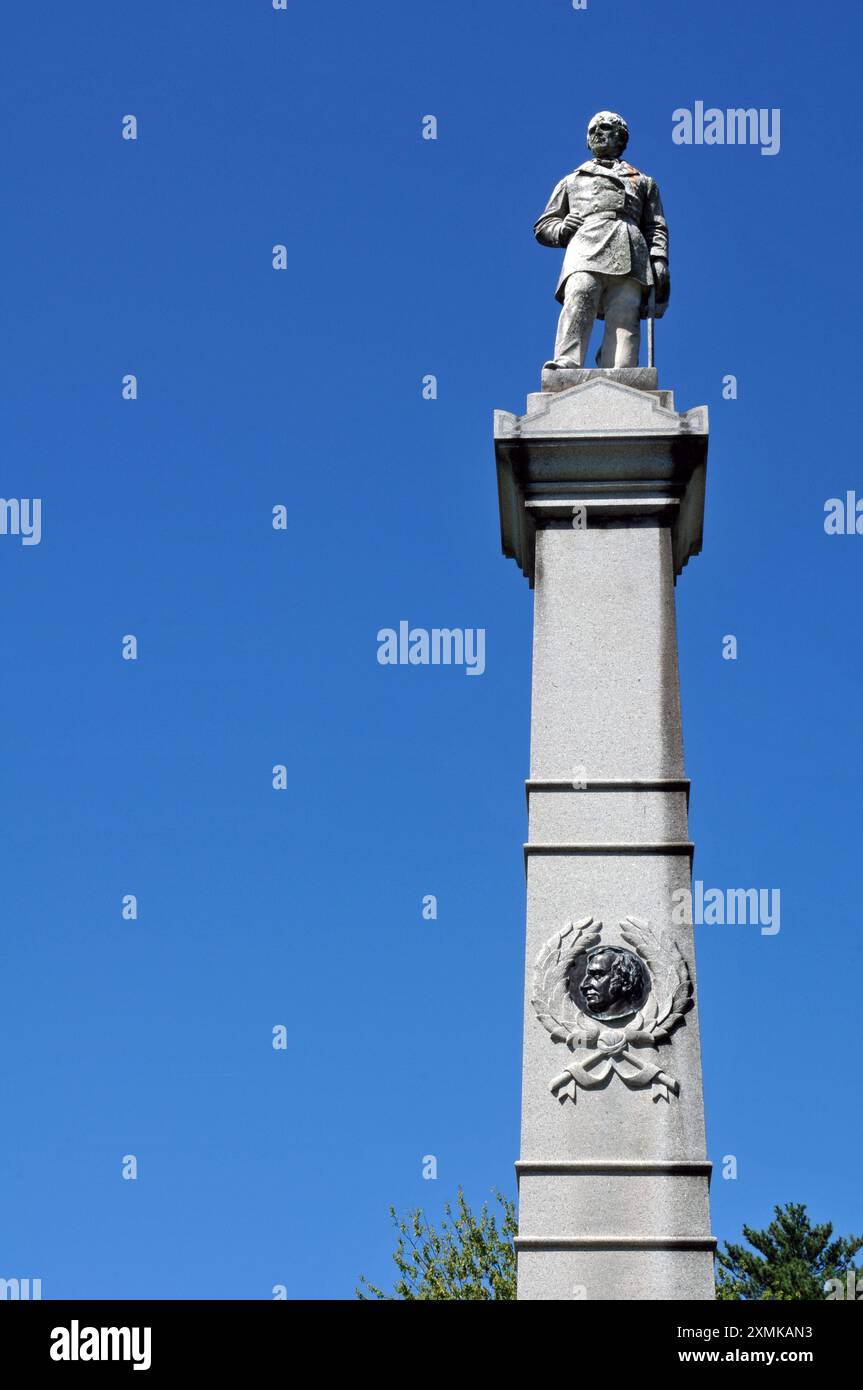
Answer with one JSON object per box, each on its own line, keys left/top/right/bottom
{"left": 357, "top": 1189, "right": 517, "bottom": 1300}
{"left": 715, "top": 1201, "right": 863, "bottom": 1300}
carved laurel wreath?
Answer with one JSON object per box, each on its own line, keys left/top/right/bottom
{"left": 531, "top": 915, "right": 693, "bottom": 1104}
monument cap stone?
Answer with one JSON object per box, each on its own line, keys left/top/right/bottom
{"left": 495, "top": 372, "right": 708, "bottom": 586}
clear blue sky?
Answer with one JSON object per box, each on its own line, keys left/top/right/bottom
{"left": 1, "top": 0, "right": 860, "bottom": 1299}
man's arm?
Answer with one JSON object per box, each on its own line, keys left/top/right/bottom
{"left": 641, "top": 177, "right": 668, "bottom": 260}
{"left": 534, "top": 177, "right": 581, "bottom": 248}
{"left": 642, "top": 177, "right": 670, "bottom": 305}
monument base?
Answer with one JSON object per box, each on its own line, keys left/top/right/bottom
{"left": 516, "top": 1247, "right": 716, "bottom": 1301}
{"left": 515, "top": 1159, "right": 715, "bottom": 1300}
{"left": 541, "top": 366, "right": 658, "bottom": 394}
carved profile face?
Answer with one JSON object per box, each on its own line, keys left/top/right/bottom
{"left": 586, "top": 111, "right": 629, "bottom": 161}
{"left": 574, "top": 946, "right": 648, "bottom": 1021}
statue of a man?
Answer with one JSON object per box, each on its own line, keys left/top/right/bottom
{"left": 535, "top": 111, "right": 669, "bottom": 371}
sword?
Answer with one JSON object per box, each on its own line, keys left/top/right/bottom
{"left": 647, "top": 284, "right": 656, "bottom": 369}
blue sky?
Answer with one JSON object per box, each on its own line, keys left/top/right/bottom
{"left": 1, "top": 0, "right": 860, "bottom": 1299}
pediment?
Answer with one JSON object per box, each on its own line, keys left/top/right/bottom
{"left": 495, "top": 378, "right": 707, "bottom": 441}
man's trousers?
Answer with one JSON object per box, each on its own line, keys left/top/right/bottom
{"left": 552, "top": 271, "right": 643, "bottom": 368}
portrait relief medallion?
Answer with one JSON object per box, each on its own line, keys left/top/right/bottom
{"left": 531, "top": 916, "right": 693, "bottom": 1104}
{"left": 567, "top": 944, "right": 650, "bottom": 1023}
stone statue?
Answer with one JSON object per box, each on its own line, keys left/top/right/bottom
{"left": 535, "top": 111, "right": 669, "bottom": 371}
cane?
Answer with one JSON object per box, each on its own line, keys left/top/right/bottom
{"left": 646, "top": 284, "right": 656, "bottom": 369}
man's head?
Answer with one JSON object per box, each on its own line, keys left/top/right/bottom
{"left": 578, "top": 946, "right": 646, "bottom": 1018}
{"left": 586, "top": 111, "right": 629, "bottom": 161}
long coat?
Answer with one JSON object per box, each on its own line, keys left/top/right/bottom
{"left": 535, "top": 159, "right": 669, "bottom": 309}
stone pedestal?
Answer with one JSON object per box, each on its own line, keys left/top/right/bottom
{"left": 494, "top": 372, "right": 715, "bottom": 1301}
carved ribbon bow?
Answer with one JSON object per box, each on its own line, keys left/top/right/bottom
{"left": 549, "top": 1026, "right": 679, "bottom": 1105}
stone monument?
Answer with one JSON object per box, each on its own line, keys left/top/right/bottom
{"left": 495, "top": 113, "right": 715, "bottom": 1301}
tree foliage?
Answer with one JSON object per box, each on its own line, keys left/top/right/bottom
{"left": 357, "top": 1189, "right": 517, "bottom": 1300}
{"left": 715, "top": 1201, "right": 863, "bottom": 1300}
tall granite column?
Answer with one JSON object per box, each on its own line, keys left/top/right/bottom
{"left": 495, "top": 369, "right": 715, "bottom": 1301}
